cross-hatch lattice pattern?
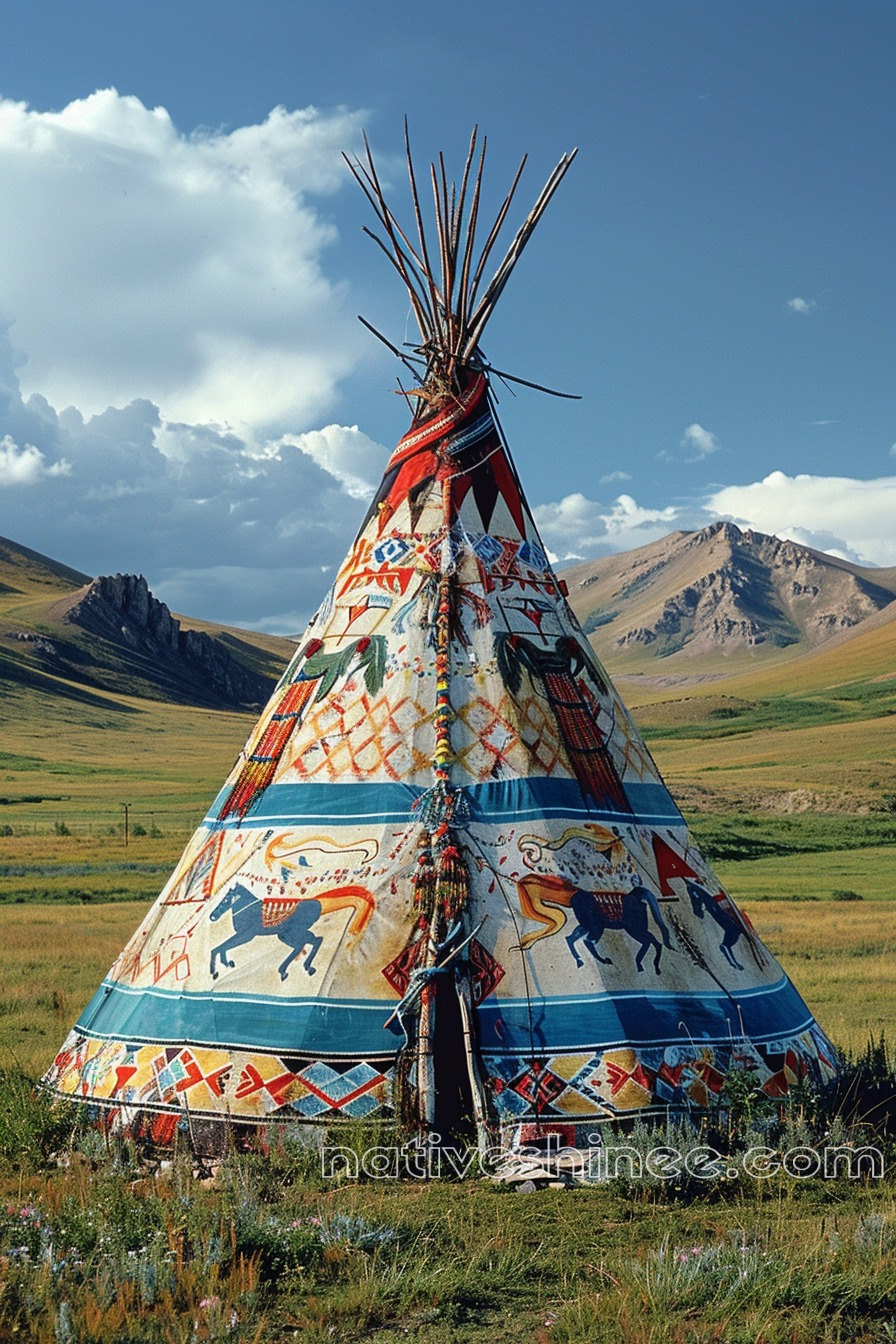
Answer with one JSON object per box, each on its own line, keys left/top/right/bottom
{"left": 452, "top": 690, "right": 571, "bottom": 781}
{"left": 285, "top": 680, "right": 435, "bottom": 783}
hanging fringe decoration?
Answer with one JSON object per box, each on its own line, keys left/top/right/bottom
{"left": 426, "top": 473, "right": 471, "bottom": 921}
{"left": 436, "top": 842, "right": 469, "bottom": 922}
{"left": 394, "top": 1043, "right": 417, "bottom": 1133}
{"left": 411, "top": 831, "right": 438, "bottom": 927}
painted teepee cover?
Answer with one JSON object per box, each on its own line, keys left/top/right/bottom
{"left": 45, "top": 132, "right": 836, "bottom": 1144}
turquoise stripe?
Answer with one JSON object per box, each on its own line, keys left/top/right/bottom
{"left": 76, "top": 974, "right": 815, "bottom": 1060}
{"left": 205, "top": 777, "right": 682, "bottom": 830}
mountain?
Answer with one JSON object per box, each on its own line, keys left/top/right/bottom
{"left": 0, "top": 536, "right": 293, "bottom": 710}
{"left": 4, "top": 522, "right": 894, "bottom": 712}
{"left": 565, "top": 522, "right": 896, "bottom": 670}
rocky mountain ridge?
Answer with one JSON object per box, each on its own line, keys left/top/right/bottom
{"left": 567, "top": 522, "right": 896, "bottom": 665}
{"left": 0, "top": 536, "right": 293, "bottom": 711}
{"left": 56, "top": 574, "right": 275, "bottom": 708}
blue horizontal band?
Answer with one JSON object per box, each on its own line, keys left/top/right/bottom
{"left": 475, "top": 974, "right": 815, "bottom": 1055}
{"left": 75, "top": 973, "right": 815, "bottom": 1061}
{"left": 205, "top": 777, "right": 682, "bottom": 830}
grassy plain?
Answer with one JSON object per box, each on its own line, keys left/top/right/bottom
{"left": 1, "top": 615, "right": 894, "bottom": 1061}
{"left": 0, "top": 1132, "right": 893, "bottom": 1343}
{"left": 1, "top": 584, "right": 895, "bottom": 1339}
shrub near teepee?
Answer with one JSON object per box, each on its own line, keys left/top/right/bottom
{"left": 44, "top": 129, "right": 837, "bottom": 1153}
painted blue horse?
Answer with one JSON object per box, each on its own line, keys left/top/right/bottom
{"left": 685, "top": 879, "right": 746, "bottom": 970}
{"left": 209, "top": 883, "right": 323, "bottom": 982}
{"left": 566, "top": 884, "right": 674, "bottom": 975}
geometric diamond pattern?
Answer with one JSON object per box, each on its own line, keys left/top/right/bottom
{"left": 518, "top": 695, "right": 570, "bottom": 777}
{"left": 291, "top": 1061, "right": 389, "bottom": 1119}
{"left": 453, "top": 694, "right": 528, "bottom": 780}
{"left": 471, "top": 533, "right": 504, "bottom": 565}
{"left": 508, "top": 1062, "right": 567, "bottom": 1110}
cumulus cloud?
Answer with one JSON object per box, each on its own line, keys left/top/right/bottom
{"left": 707, "top": 471, "right": 896, "bottom": 567}
{"left": 0, "top": 90, "right": 368, "bottom": 437}
{"left": 0, "top": 435, "right": 69, "bottom": 485}
{"left": 534, "top": 467, "right": 896, "bottom": 573}
{"left": 0, "top": 325, "right": 385, "bottom": 630}
{"left": 786, "top": 297, "right": 817, "bottom": 314}
{"left": 275, "top": 424, "right": 382, "bottom": 500}
{"left": 679, "top": 422, "right": 719, "bottom": 460}
{"left": 533, "top": 491, "right": 680, "bottom": 561}
{"left": 598, "top": 469, "right": 631, "bottom": 485}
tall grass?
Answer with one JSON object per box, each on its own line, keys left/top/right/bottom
{"left": 0, "top": 1095, "right": 894, "bottom": 1343}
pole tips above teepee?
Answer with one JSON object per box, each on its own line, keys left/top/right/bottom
{"left": 343, "top": 125, "right": 578, "bottom": 403}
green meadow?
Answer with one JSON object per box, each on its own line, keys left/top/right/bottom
{"left": 0, "top": 608, "right": 895, "bottom": 1340}
{"left": 1, "top": 627, "right": 894, "bottom": 1063}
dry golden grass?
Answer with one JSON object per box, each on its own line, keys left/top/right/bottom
{"left": 0, "top": 902, "right": 145, "bottom": 1076}
{"left": 0, "top": 681, "right": 252, "bottom": 830}
{"left": 746, "top": 898, "right": 896, "bottom": 1052}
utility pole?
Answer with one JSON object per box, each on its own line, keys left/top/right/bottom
{"left": 122, "top": 802, "right": 130, "bottom": 848}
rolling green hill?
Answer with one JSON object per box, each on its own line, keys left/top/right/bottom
{"left": 0, "top": 534, "right": 294, "bottom": 710}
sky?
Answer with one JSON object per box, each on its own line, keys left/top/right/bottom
{"left": 0, "top": 0, "right": 893, "bottom": 633}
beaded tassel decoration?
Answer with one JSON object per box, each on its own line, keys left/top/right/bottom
{"left": 411, "top": 831, "right": 438, "bottom": 928}
{"left": 430, "top": 465, "right": 470, "bottom": 921}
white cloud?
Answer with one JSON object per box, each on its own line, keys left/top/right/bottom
{"left": 708, "top": 471, "right": 896, "bottom": 567}
{"left": 598, "top": 469, "right": 631, "bottom": 485}
{"left": 0, "top": 90, "right": 368, "bottom": 438}
{"left": 533, "top": 491, "right": 680, "bottom": 561}
{"left": 680, "top": 422, "right": 719, "bottom": 459}
{"left": 0, "top": 326, "right": 386, "bottom": 629}
{"left": 273, "top": 424, "right": 381, "bottom": 500}
{"left": 786, "top": 297, "right": 817, "bottom": 314}
{"left": 534, "top": 468, "right": 896, "bottom": 573}
{"left": 0, "top": 435, "right": 69, "bottom": 485}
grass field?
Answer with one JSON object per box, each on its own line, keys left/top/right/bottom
{"left": 0, "top": 897, "right": 895, "bottom": 1343}
{"left": 1, "top": 602, "right": 895, "bottom": 1339}
{"left": 0, "top": 1130, "right": 893, "bottom": 1343}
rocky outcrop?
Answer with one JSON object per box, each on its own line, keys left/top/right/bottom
{"left": 62, "top": 574, "right": 273, "bottom": 708}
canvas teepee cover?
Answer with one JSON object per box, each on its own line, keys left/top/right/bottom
{"left": 45, "top": 133, "right": 836, "bottom": 1147}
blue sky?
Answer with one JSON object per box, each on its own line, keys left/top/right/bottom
{"left": 0, "top": 1, "right": 893, "bottom": 630}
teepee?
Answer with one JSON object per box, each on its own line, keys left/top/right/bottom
{"left": 45, "top": 130, "right": 836, "bottom": 1150}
